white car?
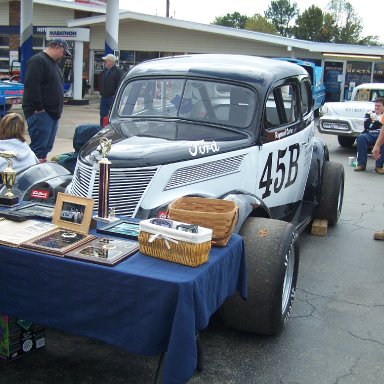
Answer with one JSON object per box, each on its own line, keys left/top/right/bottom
{"left": 318, "top": 83, "right": 384, "bottom": 147}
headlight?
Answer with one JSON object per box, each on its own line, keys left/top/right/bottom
{"left": 322, "top": 122, "right": 349, "bottom": 131}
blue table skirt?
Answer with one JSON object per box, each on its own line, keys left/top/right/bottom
{"left": 0, "top": 234, "right": 246, "bottom": 384}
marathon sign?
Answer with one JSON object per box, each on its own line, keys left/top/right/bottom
{"left": 44, "top": 27, "right": 90, "bottom": 42}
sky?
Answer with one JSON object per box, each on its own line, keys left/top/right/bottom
{"left": 118, "top": 0, "right": 383, "bottom": 43}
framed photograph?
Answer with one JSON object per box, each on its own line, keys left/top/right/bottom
{"left": 65, "top": 237, "right": 139, "bottom": 266}
{"left": 3, "top": 202, "right": 55, "bottom": 221}
{"left": 53, "top": 192, "right": 94, "bottom": 234}
{"left": 21, "top": 228, "right": 96, "bottom": 256}
{"left": 97, "top": 219, "right": 141, "bottom": 240}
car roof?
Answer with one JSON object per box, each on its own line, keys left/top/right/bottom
{"left": 126, "top": 54, "right": 308, "bottom": 87}
{"left": 354, "top": 83, "right": 384, "bottom": 90}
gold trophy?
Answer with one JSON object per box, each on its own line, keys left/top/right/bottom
{"left": 0, "top": 151, "right": 19, "bottom": 206}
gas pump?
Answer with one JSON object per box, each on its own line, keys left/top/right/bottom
{"left": 59, "top": 56, "right": 90, "bottom": 99}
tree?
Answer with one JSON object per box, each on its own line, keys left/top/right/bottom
{"left": 327, "top": 0, "right": 380, "bottom": 45}
{"left": 245, "top": 14, "right": 278, "bottom": 35}
{"left": 212, "top": 12, "right": 248, "bottom": 29}
{"left": 293, "top": 6, "right": 337, "bottom": 42}
{"left": 264, "top": 0, "right": 299, "bottom": 37}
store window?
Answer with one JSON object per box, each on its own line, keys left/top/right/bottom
{"left": 344, "top": 61, "right": 372, "bottom": 99}
{"left": 373, "top": 62, "right": 384, "bottom": 83}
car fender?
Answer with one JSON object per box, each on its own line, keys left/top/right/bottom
{"left": 303, "top": 137, "right": 329, "bottom": 203}
{"left": 0, "top": 162, "right": 72, "bottom": 204}
{"left": 221, "top": 191, "right": 272, "bottom": 233}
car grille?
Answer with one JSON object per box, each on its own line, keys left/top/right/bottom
{"left": 68, "top": 161, "right": 158, "bottom": 216}
{"left": 165, "top": 154, "right": 245, "bottom": 190}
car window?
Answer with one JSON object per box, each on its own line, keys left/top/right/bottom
{"left": 265, "top": 83, "right": 298, "bottom": 128}
{"left": 300, "top": 79, "right": 312, "bottom": 116}
{"left": 117, "top": 78, "right": 256, "bottom": 128}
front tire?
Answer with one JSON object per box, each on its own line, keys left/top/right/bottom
{"left": 337, "top": 136, "right": 355, "bottom": 148}
{"left": 221, "top": 217, "right": 299, "bottom": 335}
{"left": 316, "top": 161, "right": 344, "bottom": 225}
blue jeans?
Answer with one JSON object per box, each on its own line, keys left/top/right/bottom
{"left": 356, "top": 131, "right": 384, "bottom": 167}
{"left": 26, "top": 111, "right": 58, "bottom": 159}
{"left": 100, "top": 96, "right": 114, "bottom": 126}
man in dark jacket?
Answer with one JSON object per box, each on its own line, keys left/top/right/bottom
{"left": 22, "top": 38, "right": 70, "bottom": 162}
{"left": 99, "top": 53, "right": 123, "bottom": 126}
{"left": 354, "top": 97, "right": 384, "bottom": 174}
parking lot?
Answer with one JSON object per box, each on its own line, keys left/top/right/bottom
{"left": 1, "top": 103, "right": 384, "bottom": 384}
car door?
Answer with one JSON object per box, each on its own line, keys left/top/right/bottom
{"left": 256, "top": 78, "right": 314, "bottom": 217}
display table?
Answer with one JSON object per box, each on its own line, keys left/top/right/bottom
{"left": 0, "top": 234, "right": 246, "bottom": 384}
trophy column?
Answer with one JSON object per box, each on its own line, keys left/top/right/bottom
{"left": 98, "top": 156, "right": 111, "bottom": 218}
{"left": 94, "top": 138, "right": 117, "bottom": 222}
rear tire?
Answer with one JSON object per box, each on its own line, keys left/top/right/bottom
{"left": 316, "top": 161, "right": 344, "bottom": 225}
{"left": 221, "top": 217, "right": 299, "bottom": 335}
{"left": 337, "top": 136, "right": 355, "bottom": 147}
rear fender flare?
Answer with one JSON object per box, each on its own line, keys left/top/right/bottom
{"left": 304, "top": 137, "right": 329, "bottom": 203}
{"left": 220, "top": 191, "right": 271, "bottom": 233}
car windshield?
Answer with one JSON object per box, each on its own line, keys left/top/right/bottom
{"left": 354, "top": 88, "right": 384, "bottom": 101}
{"left": 116, "top": 78, "right": 256, "bottom": 128}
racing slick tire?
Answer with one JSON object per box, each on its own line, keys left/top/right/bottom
{"left": 337, "top": 135, "right": 355, "bottom": 148}
{"left": 221, "top": 217, "right": 299, "bottom": 336}
{"left": 316, "top": 161, "right": 344, "bottom": 225}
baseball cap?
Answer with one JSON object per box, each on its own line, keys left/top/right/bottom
{"left": 50, "top": 38, "right": 71, "bottom": 56}
{"left": 102, "top": 53, "right": 117, "bottom": 62}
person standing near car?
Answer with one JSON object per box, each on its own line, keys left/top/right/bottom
{"left": 22, "top": 38, "right": 70, "bottom": 163}
{"left": 354, "top": 97, "right": 384, "bottom": 174}
{"left": 371, "top": 116, "right": 384, "bottom": 240}
{"left": 99, "top": 54, "right": 123, "bottom": 127}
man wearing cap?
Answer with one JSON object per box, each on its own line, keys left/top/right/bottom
{"left": 99, "top": 53, "right": 123, "bottom": 126}
{"left": 22, "top": 38, "right": 70, "bottom": 162}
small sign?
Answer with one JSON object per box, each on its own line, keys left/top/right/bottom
{"left": 30, "top": 189, "right": 50, "bottom": 200}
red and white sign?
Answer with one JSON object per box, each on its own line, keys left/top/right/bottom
{"left": 30, "top": 189, "right": 50, "bottom": 199}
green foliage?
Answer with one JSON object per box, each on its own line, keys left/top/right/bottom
{"left": 210, "top": 0, "right": 381, "bottom": 45}
{"left": 264, "top": 0, "right": 299, "bottom": 37}
{"left": 293, "top": 6, "right": 337, "bottom": 42}
{"left": 326, "top": 0, "right": 380, "bottom": 44}
{"left": 245, "top": 14, "right": 278, "bottom": 34}
{"left": 213, "top": 12, "right": 248, "bottom": 29}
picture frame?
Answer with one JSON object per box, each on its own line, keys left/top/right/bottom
{"left": 97, "top": 219, "right": 141, "bottom": 240}
{"left": 65, "top": 237, "right": 139, "bottom": 266}
{"left": 53, "top": 192, "right": 94, "bottom": 234}
{"left": 21, "top": 228, "right": 96, "bottom": 256}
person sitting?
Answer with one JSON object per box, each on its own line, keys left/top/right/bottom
{"left": 354, "top": 97, "right": 384, "bottom": 174}
{"left": 51, "top": 124, "right": 101, "bottom": 173}
{"left": 0, "top": 113, "right": 38, "bottom": 173}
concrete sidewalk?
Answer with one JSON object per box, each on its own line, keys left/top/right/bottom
{"left": 12, "top": 93, "right": 101, "bottom": 160}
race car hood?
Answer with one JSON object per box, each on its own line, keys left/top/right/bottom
{"left": 321, "top": 100, "right": 374, "bottom": 118}
{"left": 78, "top": 119, "right": 251, "bottom": 168}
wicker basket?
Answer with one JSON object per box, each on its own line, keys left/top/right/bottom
{"left": 139, "top": 219, "right": 212, "bottom": 267}
{"left": 168, "top": 197, "right": 239, "bottom": 246}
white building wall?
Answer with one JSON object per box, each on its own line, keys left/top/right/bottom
{"left": 89, "top": 21, "right": 304, "bottom": 58}
{"left": 0, "top": 4, "right": 9, "bottom": 25}
{"left": 32, "top": 4, "right": 74, "bottom": 26}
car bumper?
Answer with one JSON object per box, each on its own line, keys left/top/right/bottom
{"left": 317, "top": 118, "right": 363, "bottom": 137}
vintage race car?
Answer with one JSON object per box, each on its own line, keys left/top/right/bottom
{"left": 8, "top": 54, "right": 344, "bottom": 336}
{"left": 318, "top": 83, "right": 384, "bottom": 147}
{"left": 0, "top": 78, "right": 24, "bottom": 116}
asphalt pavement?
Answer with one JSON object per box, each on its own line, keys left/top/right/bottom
{"left": 1, "top": 104, "right": 384, "bottom": 384}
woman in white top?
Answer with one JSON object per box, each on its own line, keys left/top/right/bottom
{"left": 0, "top": 113, "right": 38, "bottom": 172}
